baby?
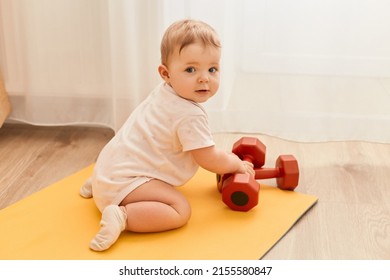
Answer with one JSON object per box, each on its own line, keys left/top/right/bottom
{"left": 80, "top": 19, "right": 254, "bottom": 251}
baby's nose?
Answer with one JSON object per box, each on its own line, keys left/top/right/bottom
{"left": 198, "top": 72, "right": 209, "bottom": 83}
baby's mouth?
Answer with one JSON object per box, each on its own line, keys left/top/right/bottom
{"left": 195, "top": 89, "right": 209, "bottom": 93}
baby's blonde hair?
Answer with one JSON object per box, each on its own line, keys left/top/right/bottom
{"left": 160, "top": 19, "right": 221, "bottom": 65}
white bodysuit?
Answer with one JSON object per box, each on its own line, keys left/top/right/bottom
{"left": 91, "top": 83, "right": 215, "bottom": 212}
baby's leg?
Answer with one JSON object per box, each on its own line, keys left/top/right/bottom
{"left": 120, "top": 179, "right": 191, "bottom": 232}
{"left": 89, "top": 179, "right": 190, "bottom": 251}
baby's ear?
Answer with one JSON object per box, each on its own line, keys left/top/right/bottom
{"left": 158, "top": 65, "right": 170, "bottom": 82}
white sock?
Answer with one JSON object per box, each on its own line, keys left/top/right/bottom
{"left": 79, "top": 177, "right": 93, "bottom": 198}
{"left": 89, "top": 205, "right": 127, "bottom": 251}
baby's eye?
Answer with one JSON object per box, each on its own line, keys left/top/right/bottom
{"left": 209, "top": 67, "right": 218, "bottom": 73}
{"left": 185, "top": 67, "right": 196, "bottom": 73}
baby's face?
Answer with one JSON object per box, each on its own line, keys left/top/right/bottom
{"left": 163, "top": 43, "right": 220, "bottom": 103}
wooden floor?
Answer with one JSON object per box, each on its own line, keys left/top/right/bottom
{"left": 1, "top": 123, "right": 389, "bottom": 259}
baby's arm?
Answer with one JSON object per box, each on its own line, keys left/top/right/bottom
{"left": 190, "top": 146, "right": 255, "bottom": 176}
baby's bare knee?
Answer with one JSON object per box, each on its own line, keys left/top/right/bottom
{"left": 174, "top": 198, "right": 192, "bottom": 226}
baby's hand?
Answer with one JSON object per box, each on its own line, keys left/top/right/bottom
{"left": 238, "top": 160, "right": 255, "bottom": 178}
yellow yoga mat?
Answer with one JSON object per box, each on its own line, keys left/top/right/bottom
{"left": 0, "top": 165, "right": 317, "bottom": 260}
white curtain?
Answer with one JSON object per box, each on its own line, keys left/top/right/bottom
{"left": 1, "top": 0, "right": 390, "bottom": 143}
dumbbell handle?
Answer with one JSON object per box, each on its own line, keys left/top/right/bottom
{"left": 242, "top": 155, "right": 281, "bottom": 180}
{"left": 254, "top": 168, "right": 280, "bottom": 179}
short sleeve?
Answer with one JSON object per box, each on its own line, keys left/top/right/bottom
{"left": 177, "top": 115, "right": 215, "bottom": 152}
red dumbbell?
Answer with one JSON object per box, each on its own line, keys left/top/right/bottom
{"left": 217, "top": 137, "right": 265, "bottom": 212}
{"left": 217, "top": 137, "right": 299, "bottom": 212}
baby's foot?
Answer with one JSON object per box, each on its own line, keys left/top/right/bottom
{"left": 79, "top": 177, "right": 93, "bottom": 198}
{"left": 89, "top": 205, "right": 127, "bottom": 251}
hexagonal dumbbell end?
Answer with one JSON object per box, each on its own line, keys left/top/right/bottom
{"left": 254, "top": 154, "right": 299, "bottom": 190}
{"left": 275, "top": 155, "right": 299, "bottom": 190}
{"left": 221, "top": 173, "right": 260, "bottom": 212}
{"left": 217, "top": 173, "right": 231, "bottom": 193}
{"left": 232, "top": 137, "right": 266, "bottom": 168}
